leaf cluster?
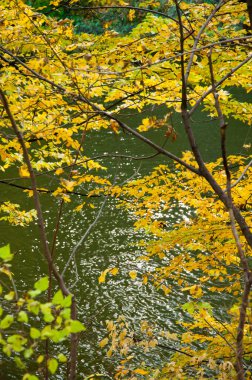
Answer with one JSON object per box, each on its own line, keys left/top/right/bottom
{"left": 0, "top": 244, "right": 85, "bottom": 379}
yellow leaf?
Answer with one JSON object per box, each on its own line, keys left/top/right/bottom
{"left": 99, "top": 337, "right": 109, "bottom": 348}
{"left": 110, "top": 267, "right": 119, "bottom": 276}
{"left": 74, "top": 203, "right": 85, "bottom": 212}
{"left": 129, "top": 271, "right": 137, "bottom": 280}
{"left": 24, "top": 189, "right": 34, "bottom": 197}
{"left": 0, "top": 267, "right": 13, "bottom": 279}
{"left": 134, "top": 368, "right": 149, "bottom": 375}
{"left": 61, "top": 193, "right": 71, "bottom": 203}
{"left": 178, "top": 279, "right": 183, "bottom": 286}
{"left": 182, "top": 285, "right": 203, "bottom": 298}
{"left": 106, "top": 320, "right": 114, "bottom": 332}
{"left": 50, "top": 0, "right": 61, "bottom": 5}
{"left": 110, "top": 120, "right": 119, "bottom": 134}
{"left": 107, "top": 348, "right": 113, "bottom": 357}
{"left": 98, "top": 268, "right": 110, "bottom": 284}
{"left": 142, "top": 274, "right": 148, "bottom": 285}
{"left": 55, "top": 168, "right": 64, "bottom": 175}
{"left": 61, "top": 179, "right": 75, "bottom": 192}
{"left": 65, "top": 28, "right": 73, "bottom": 39}
{"left": 128, "top": 9, "right": 135, "bottom": 21}
{"left": 161, "top": 284, "right": 171, "bottom": 295}
{"left": 19, "top": 165, "right": 30, "bottom": 178}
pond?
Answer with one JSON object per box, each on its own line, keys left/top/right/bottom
{"left": 0, "top": 97, "right": 251, "bottom": 378}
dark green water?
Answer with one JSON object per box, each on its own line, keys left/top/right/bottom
{"left": 0, "top": 100, "right": 251, "bottom": 378}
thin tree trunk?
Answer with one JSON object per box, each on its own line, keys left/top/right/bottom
{"left": 247, "top": 0, "right": 252, "bottom": 29}
{"left": 0, "top": 89, "right": 78, "bottom": 380}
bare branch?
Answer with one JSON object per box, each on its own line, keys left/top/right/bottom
{"left": 229, "top": 160, "right": 252, "bottom": 190}
{"left": 62, "top": 195, "right": 107, "bottom": 279}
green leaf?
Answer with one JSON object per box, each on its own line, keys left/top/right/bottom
{"left": 4, "top": 291, "right": 15, "bottom": 301}
{"left": 47, "top": 358, "right": 58, "bottom": 374}
{"left": 28, "top": 290, "right": 42, "bottom": 298}
{"left": 24, "top": 348, "right": 34, "bottom": 359}
{"left": 22, "top": 374, "right": 39, "bottom": 380}
{"left": 0, "top": 244, "right": 13, "bottom": 262}
{"left": 55, "top": 315, "right": 63, "bottom": 327}
{"left": 62, "top": 294, "right": 72, "bottom": 307}
{"left": 60, "top": 308, "right": 71, "bottom": 320}
{"left": 182, "top": 302, "right": 195, "bottom": 315}
{"left": 14, "top": 356, "right": 26, "bottom": 369}
{"left": 0, "top": 314, "right": 14, "bottom": 329}
{"left": 3, "top": 344, "right": 11, "bottom": 356}
{"left": 27, "top": 301, "right": 40, "bottom": 315}
{"left": 67, "top": 320, "right": 86, "bottom": 333}
{"left": 198, "top": 301, "right": 212, "bottom": 313}
{"left": 43, "top": 313, "right": 54, "bottom": 323}
{"left": 40, "top": 303, "right": 54, "bottom": 323}
{"left": 7, "top": 335, "right": 27, "bottom": 352}
{"left": 30, "top": 328, "right": 40, "bottom": 339}
{"left": 36, "top": 355, "right": 44, "bottom": 364}
{"left": 57, "top": 353, "right": 67, "bottom": 363}
{"left": 34, "top": 276, "right": 49, "bottom": 292}
{"left": 50, "top": 329, "right": 68, "bottom": 343}
{"left": 52, "top": 290, "right": 64, "bottom": 306}
{"left": 41, "top": 325, "right": 53, "bottom": 339}
{"left": 18, "top": 311, "right": 28, "bottom": 323}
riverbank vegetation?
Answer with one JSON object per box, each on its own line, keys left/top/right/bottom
{"left": 0, "top": 0, "right": 251, "bottom": 379}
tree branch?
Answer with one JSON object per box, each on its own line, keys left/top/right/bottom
{"left": 208, "top": 51, "right": 252, "bottom": 380}
{"left": 61, "top": 195, "right": 107, "bottom": 279}
{"left": 229, "top": 160, "right": 252, "bottom": 190}
{"left": 172, "top": 1, "right": 252, "bottom": 252}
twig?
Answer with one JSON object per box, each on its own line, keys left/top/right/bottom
{"left": 62, "top": 195, "right": 107, "bottom": 279}
{"left": 204, "top": 317, "right": 236, "bottom": 354}
{"left": 229, "top": 160, "right": 252, "bottom": 190}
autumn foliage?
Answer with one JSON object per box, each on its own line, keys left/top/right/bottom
{"left": 0, "top": 0, "right": 251, "bottom": 379}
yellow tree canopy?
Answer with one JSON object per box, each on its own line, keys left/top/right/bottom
{"left": 0, "top": 0, "right": 252, "bottom": 379}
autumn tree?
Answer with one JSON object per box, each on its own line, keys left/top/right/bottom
{"left": 0, "top": 0, "right": 251, "bottom": 379}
